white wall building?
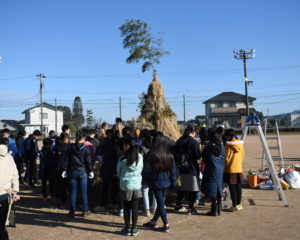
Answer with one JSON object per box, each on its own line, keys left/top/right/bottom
{"left": 22, "top": 103, "right": 64, "bottom": 135}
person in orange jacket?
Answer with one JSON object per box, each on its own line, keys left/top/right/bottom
{"left": 223, "top": 129, "right": 245, "bottom": 211}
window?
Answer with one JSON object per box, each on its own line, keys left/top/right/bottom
{"left": 228, "top": 101, "right": 236, "bottom": 107}
{"left": 39, "top": 113, "right": 48, "bottom": 119}
{"left": 215, "top": 102, "right": 223, "bottom": 108}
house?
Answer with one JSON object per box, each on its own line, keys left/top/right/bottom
{"left": 203, "top": 92, "right": 257, "bottom": 129}
{"left": 286, "top": 113, "right": 300, "bottom": 127}
{"left": 0, "top": 120, "right": 20, "bottom": 132}
{"left": 22, "top": 103, "right": 64, "bottom": 135}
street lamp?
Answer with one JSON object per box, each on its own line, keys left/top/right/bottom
{"left": 233, "top": 49, "right": 255, "bottom": 116}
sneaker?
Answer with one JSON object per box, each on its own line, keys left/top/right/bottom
{"left": 83, "top": 210, "right": 91, "bottom": 217}
{"left": 43, "top": 197, "right": 49, "bottom": 202}
{"left": 163, "top": 225, "right": 170, "bottom": 233}
{"left": 145, "top": 209, "right": 151, "bottom": 216}
{"left": 229, "top": 206, "right": 239, "bottom": 212}
{"left": 131, "top": 228, "right": 139, "bottom": 236}
{"left": 121, "top": 228, "right": 131, "bottom": 236}
{"left": 175, "top": 206, "right": 186, "bottom": 212}
{"left": 119, "top": 209, "right": 124, "bottom": 216}
{"left": 237, "top": 204, "right": 243, "bottom": 210}
{"left": 143, "top": 221, "right": 158, "bottom": 229}
{"left": 68, "top": 211, "right": 75, "bottom": 218}
{"left": 187, "top": 209, "right": 198, "bottom": 215}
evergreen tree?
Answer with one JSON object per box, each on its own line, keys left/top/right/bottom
{"left": 57, "top": 105, "right": 76, "bottom": 133}
{"left": 72, "top": 96, "right": 85, "bottom": 129}
{"left": 86, "top": 109, "right": 94, "bottom": 127}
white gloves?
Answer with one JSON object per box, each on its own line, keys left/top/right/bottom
{"left": 62, "top": 171, "right": 67, "bottom": 178}
{"left": 89, "top": 172, "right": 94, "bottom": 179}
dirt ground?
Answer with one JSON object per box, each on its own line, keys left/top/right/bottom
{"left": 9, "top": 134, "right": 300, "bottom": 240}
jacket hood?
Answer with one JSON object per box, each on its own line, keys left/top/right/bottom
{"left": 226, "top": 139, "right": 243, "bottom": 153}
{"left": 0, "top": 145, "right": 8, "bottom": 157}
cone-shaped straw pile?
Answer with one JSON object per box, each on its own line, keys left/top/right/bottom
{"left": 138, "top": 75, "right": 181, "bottom": 140}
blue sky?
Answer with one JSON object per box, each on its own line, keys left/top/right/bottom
{"left": 0, "top": 0, "right": 299, "bottom": 124}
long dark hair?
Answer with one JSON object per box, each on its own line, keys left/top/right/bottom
{"left": 208, "top": 129, "right": 223, "bottom": 156}
{"left": 122, "top": 136, "right": 140, "bottom": 166}
{"left": 146, "top": 135, "right": 174, "bottom": 173}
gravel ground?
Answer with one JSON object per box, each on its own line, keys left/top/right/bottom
{"left": 9, "top": 134, "right": 300, "bottom": 240}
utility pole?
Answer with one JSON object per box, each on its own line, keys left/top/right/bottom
{"left": 119, "top": 96, "right": 122, "bottom": 119}
{"left": 233, "top": 49, "right": 255, "bottom": 117}
{"left": 183, "top": 94, "right": 186, "bottom": 126}
{"left": 55, "top": 98, "right": 57, "bottom": 133}
{"left": 37, "top": 73, "right": 46, "bottom": 135}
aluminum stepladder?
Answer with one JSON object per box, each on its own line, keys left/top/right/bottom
{"left": 262, "top": 118, "right": 284, "bottom": 169}
{"left": 242, "top": 116, "right": 289, "bottom": 207}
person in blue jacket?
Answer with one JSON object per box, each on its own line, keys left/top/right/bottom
{"left": 62, "top": 130, "right": 94, "bottom": 218}
{"left": 142, "top": 135, "right": 176, "bottom": 233}
{"left": 117, "top": 136, "right": 143, "bottom": 236}
{"left": 201, "top": 129, "right": 225, "bottom": 216}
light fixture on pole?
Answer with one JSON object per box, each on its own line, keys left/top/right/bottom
{"left": 233, "top": 49, "right": 255, "bottom": 116}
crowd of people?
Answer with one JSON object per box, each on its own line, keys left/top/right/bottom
{"left": 0, "top": 119, "right": 245, "bottom": 238}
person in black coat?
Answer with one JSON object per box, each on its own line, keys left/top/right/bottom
{"left": 23, "top": 130, "right": 42, "bottom": 187}
{"left": 174, "top": 125, "right": 201, "bottom": 215}
{"left": 201, "top": 129, "right": 225, "bottom": 216}
{"left": 52, "top": 133, "right": 69, "bottom": 208}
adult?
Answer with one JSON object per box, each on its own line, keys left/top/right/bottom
{"left": 142, "top": 135, "right": 176, "bottom": 233}
{"left": 63, "top": 131, "right": 94, "bottom": 217}
{"left": 174, "top": 125, "right": 201, "bottom": 215}
{"left": 23, "top": 130, "right": 42, "bottom": 187}
{"left": 201, "top": 130, "right": 225, "bottom": 216}
{"left": 223, "top": 129, "right": 245, "bottom": 211}
{"left": 0, "top": 138, "right": 20, "bottom": 240}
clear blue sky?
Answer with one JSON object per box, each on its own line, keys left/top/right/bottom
{"left": 0, "top": 0, "right": 299, "bottom": 124}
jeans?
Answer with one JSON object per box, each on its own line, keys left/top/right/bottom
{"left": 142, "top": 185, "right": 157, "bottom": 210}
{"left": 0, "top": 199, "right": 9, "bottom": 240}
{"left": 152, "top": 188, "right": 168, "bottom": 225}
{"left": 69, "top": 170, "right": 88, "bottom": 212}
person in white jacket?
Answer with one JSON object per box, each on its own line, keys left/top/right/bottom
{"left": 0, "top": 140, "right": 20, "bottom": 240}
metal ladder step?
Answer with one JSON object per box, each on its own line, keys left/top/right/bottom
{"left": 269, "top": 146, "right": 280, "bottom": 150}
{"left": 266, "top": 136, "right": 278, "bottom": 140}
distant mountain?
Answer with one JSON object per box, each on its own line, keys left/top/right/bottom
{"left": 270, "top": 110, "right": 300, "bottom": 117}
{"left": 292, "top": 109, "right": 300, "bottom": 114}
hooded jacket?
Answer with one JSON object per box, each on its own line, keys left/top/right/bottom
{"left": 117, "top": 153, "right": 143, "bottom": 191}
{"left": 64, "top": 143, "right": 93, "bottom": 173}
{"left": 174, "top": 136, "right": 201, "bottom": 175}
{"left": 0, "top": 145, "right": 19, "bottom": 196}
{"left": 224, "top": 139, "right": 244, "bottom": 173}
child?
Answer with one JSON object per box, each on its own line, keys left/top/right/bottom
{"left": 223, "top": 129, "right": 245, "bottom": 211}
{"left": 201, "top": 129, "right": 225, "bottom": 216}
{"left": 142, "top": 135, "right": 176, "bottom": 233}
{"left": 117, "top": 137, "right": 143, "bottom": 236}
{"left": 40, "top": 138, "right": 55, "bottom": 201}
